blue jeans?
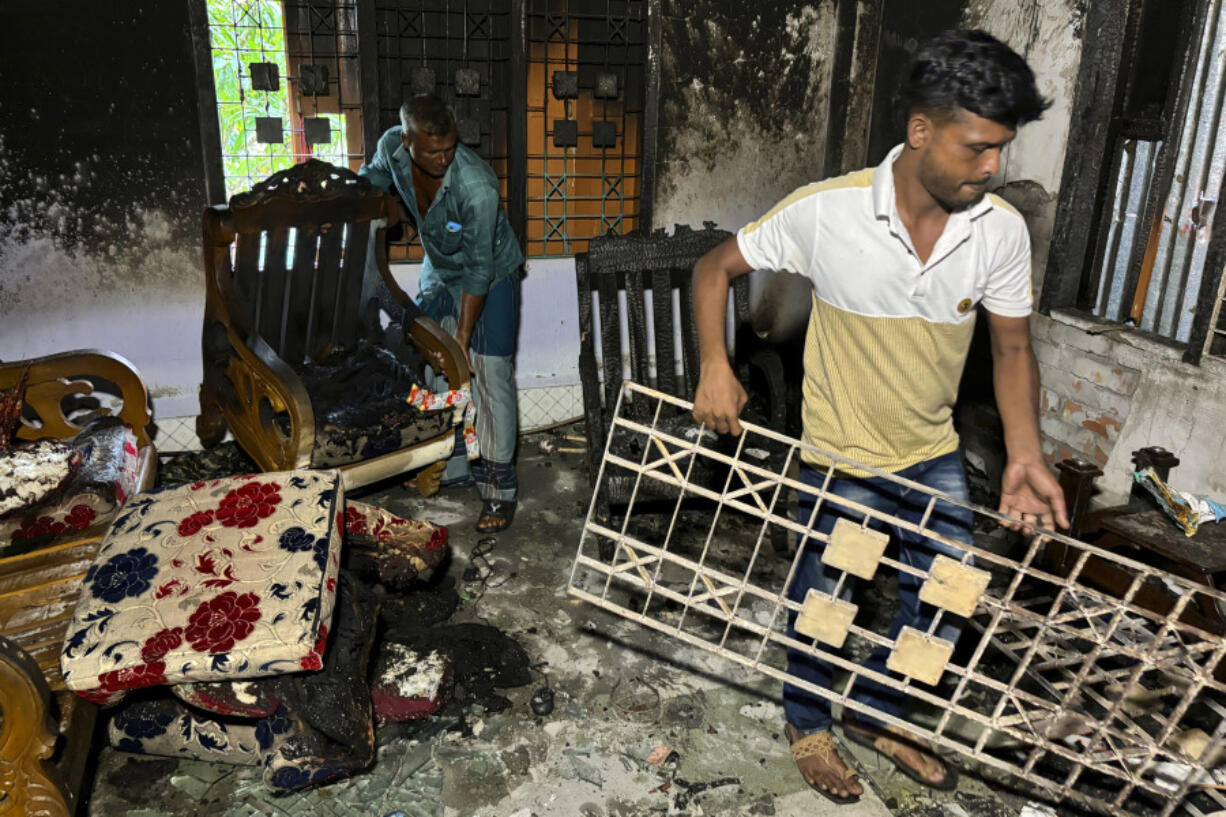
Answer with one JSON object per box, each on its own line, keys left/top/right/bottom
{"left": 782, "top": 452, "right": 973, "bottom": 733}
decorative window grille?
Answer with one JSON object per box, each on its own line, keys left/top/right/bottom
{"left": 205, "top": 0, "right": 365, "bottom": 199}
{"left": 572, "top": 382, "right": 1226, "bottom": 817}
{"left": 524, "top": 0, "right": 645, "bottom": 256}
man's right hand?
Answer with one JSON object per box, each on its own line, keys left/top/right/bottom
{"left": 692, "top": 361, "right": 749, "bottom": 436}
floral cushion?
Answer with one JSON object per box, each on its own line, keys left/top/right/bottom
{"left": 108, "top": 697, "right": 365, "bottom": 792}
{"left": 61, "top": 469, "right": 343, "bottom": 704}
{"left": 108, "top": 696, "right": 281, "bottom": 766}
{"left": 1, "top": 423, "right": 141, "bottom": 554}
{"left": 342, "top": 500, "right": 449, "bottom": 589}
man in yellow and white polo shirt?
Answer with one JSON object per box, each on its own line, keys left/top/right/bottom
{"left": 691, "top": 30, "right": 1069, "bottom": 804}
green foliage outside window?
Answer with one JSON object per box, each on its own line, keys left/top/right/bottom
{"left": 206, "top": 0, "right": 348, "bottom": 199}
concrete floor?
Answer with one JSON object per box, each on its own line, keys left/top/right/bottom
{"left": 86, "top": 426, "right": 1036, "bottom": 817}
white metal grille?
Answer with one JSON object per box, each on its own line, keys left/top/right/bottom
{"left": 568, "top": 381, "right": 1226, "bottom": 817}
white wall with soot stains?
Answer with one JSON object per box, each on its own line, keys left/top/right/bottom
{"left": 652, "top": 2, "right": 839, "bottom": 233}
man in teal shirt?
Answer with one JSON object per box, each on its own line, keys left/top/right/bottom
{"left": 360, "top": 94, "right": 523, "bottom": 531}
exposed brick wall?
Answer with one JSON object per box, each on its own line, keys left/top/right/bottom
{"left": 1031, "top": 313, "right": 1141, "bottom": 469}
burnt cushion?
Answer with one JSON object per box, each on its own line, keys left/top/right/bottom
{"left": 1, "top": 420, "right": 142, "bottom": 556}
{"left": 288, "top": 343, "right": 453, "bottom": 468}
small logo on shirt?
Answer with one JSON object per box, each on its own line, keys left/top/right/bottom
{"left": 956, "top": 298, "right": 973, "bottom": 314}
{"left": 445, "top": 221, "right": 463, "bottom": 233}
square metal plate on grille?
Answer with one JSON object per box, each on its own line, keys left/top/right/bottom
{"left": 249, "top": 62, "right": 279, "bottom": 91}
{"left": 568, "top": 381, "right": 1226, "bottom": 817}
{"left": 410, "top": 65, "right": 435, "bottom": 95}
{"left": 455, "top": 67, "right": 481, "bottom": 96}
{"left": 303, "top": 117, "right": 331, "bottom": 145}
{"left": 592, "top": 120, "right": 617, "bottom": 148}
{"left": 255, "top": 117, "right": 283, "bottom": 144}
{"left": 298, "top": 64, "right": 329, "bottom": 95}
{"left": 595, "top": 71, "right": 619, "bottom": 99}
{"left": 553, "top": 119, "right": 578, "bottom": 147}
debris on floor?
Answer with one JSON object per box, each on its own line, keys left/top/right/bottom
{"left": 87, "top": 427, "right": 1033, "bottom": 817}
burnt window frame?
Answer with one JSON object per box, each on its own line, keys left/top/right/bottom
{"left": 1041, "top": 0, "right": 1226, "bottom": 363}
{"left": 189, "top": 0, "right": 661, "bottom": 262}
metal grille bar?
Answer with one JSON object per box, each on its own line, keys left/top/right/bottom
{"left": 524, "top": 0, "right": 645, "bottom": 257}
{"left": 206, "top": 0, "right": 365, "bottom": 199}
{"left": 569, "top": 381, "right": 1226, "bottom": 817}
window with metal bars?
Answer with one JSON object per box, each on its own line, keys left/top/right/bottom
{"left": 371, "top": 0, "right": 514, "bottom": 262}
{"left": 200, "top": 0, "right": 648, "bottom": 260}
{"left": 1068, "top": 0, "right": 1226, "bottom": 360}
{"left": 204, "top": 0, "right": 366, "bottom": 200}
{"left": 524, "top": 0, "right": 646, "bottom": 257}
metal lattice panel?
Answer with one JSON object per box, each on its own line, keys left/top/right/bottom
{"left": 206, "top": 0, "right": 366, "bottom": 199}
{"left": 568, "top": 381, "right": 1226, "bottom": 817}
{"left": 524, "top": 0, "right": 646, "bottom": 257}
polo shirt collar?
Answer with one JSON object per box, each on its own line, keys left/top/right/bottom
{"left": 871, "top": 143, "right": 995, "bottom": 225}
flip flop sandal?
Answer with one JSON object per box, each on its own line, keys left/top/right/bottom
{"left": 842, "top": 718, "right": 958, "bottom": 791}
{"left": 784, "top": 723, "right": 862, "bottom": 805}
{"left": 475, "top": 499, "right": 516, "bottom": 533}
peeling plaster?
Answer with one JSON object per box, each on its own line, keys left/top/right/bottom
{"left": 962, "top": 0, "right": 1087, "bottom": 194}
{"left": 960, "top": 0, "right": 1086, "bottom": 288}
{"left": 1101, "top": 360, "right": 1226, "bottom": 500}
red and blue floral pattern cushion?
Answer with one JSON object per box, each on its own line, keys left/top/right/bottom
{"left": 60, "top": 469, "right": 343, "bottom": 704}
{"left": 107, "top": 697, "right": 366, "bottom": 792}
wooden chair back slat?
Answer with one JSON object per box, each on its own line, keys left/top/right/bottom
{"left": 256, "top": 228, "right": 292, "bottom": 350}
{"left": 335, "top": 220, "right": 371, "bottom": 348}
{"left": 215, "top": 160, "right": 391, "bottom": 364}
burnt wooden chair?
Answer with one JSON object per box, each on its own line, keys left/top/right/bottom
{"left": 0, "top": 349, "right": 157, "bottom": 816}
{"left": 197, "top": 159, "right": 469, "bottom": 494}
{"left": 576, "top": 225, "right": 790, "bottom": 552}
{"left": 1051, "top": 447, "right": 1226, "bottom": 638}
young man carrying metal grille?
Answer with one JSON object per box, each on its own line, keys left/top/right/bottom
{"left": 691, "top": 30, "right": 1070, "bottom": 804}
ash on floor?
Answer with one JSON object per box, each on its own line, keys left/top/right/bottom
{"left": 86, "top": 427, "right": 1044, "bottom": 817}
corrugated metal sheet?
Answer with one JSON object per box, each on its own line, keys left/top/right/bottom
{"left": 1097, "top": 138, "right": 1159, "bottom": 320}
{"left": 1143, "top": 0, "right": 1226, "bottom": 340}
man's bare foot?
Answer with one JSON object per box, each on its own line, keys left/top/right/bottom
{"left": 785, "top": 723, "right": 863, "bottom": 803}
{"left": 842, "top": 719, "right": 957, "bottom": 790}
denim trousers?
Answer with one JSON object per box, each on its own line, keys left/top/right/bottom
{"left": 782, "top": 452, "right": 973, "bottom": 733}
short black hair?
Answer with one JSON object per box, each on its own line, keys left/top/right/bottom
{"left": 899, "top": 29, "right": 1050, "bottom": 129}
{"left": 400, "top": 93, "right": 456, "bottom": 137}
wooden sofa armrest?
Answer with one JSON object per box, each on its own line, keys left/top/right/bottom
{"left": 205, "top": 321, "right": 316, "bottom": 472}
{"left": 0, "top": 635, "right": 73, "bottom": 817}
{"left": 0, "top": 350, "right": 152, "bottom": 448}
{"left": 405, "top": 316, "right": 470, "bottom": 392}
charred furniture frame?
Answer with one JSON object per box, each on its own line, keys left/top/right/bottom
{"left": 0, "top": 350, "right": 157, "bottom": 817}
{"left": 576, "top": 225, "right": 789, "bottom": 552}
{"left": 197, "top": 159, "right": 470, "bottom": 494}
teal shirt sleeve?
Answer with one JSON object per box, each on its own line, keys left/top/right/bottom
{"left": 458, "top": 181, "right": 501, "bottom": 297}
{"left": 358, "top": 136, "right": 395, "bottom": 193}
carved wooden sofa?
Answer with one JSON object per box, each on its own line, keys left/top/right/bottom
{"left": 197, "top": 159, "right": 469, "bottom": 495}
{"left": 0, "top": 349, "right": 157, "bottom": 816}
